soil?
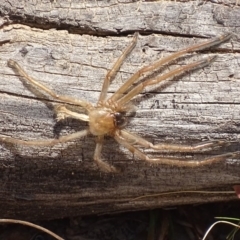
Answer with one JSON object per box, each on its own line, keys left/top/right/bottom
{"left": 0, "top": 200, "right": 240, "bottom": 240}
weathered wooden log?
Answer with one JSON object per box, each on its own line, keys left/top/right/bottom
{"left": 0, "top": 0, "right": 239, "bottom": 220}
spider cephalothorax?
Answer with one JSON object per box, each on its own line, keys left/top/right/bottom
{"left": 1, "top": 32, "right": 239, "bottom": 172}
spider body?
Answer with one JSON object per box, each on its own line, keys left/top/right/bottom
{"left": 88, "top": 107, "right": 120, "bottom": 136}
{"left": 1, "top": 32, "right": 239, "bottom": 172}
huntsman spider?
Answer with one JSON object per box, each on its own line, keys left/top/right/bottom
{"left": 0, "top": 32, "right": 238, "bottom": 172}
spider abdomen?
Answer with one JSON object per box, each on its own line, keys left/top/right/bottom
{"left": 89, "top": 108, "right": 116, "bottom": 136}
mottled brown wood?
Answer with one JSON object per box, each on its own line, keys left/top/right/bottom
{"left": 0, "top": 0, "right": 239, "bottom": 220}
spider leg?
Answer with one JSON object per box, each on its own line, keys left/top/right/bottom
{"left": 117, "top": 55, "right": 216, "bottom": 106}
{"left": 8, "top": 60, "right": 93, "bottom": 111}
{"left": 119, "top": 130, "right": 227, "bottom": 152}
{"left": 109, "top": 33, "right": 231, "bottom": 102}
{"left": 93, "top": 136, "right": 119, "bottom": 172}
{"left": 114, "top": 133, "right": 240, "bottom": 167}
{"left": 0, "top": 129, "right": 89, "bottom": 147}
{"left": 98, "top": 32, "right": 138, "bottom": 103}
{"left": 54, "top": 105, "right": 89, "bottom": 122}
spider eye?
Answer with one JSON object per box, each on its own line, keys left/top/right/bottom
{"left": 114, "top": 112, "right": 126, "bottom": 128}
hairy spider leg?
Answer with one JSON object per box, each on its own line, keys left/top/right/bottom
{"left": 54, "top": 105, "right": 90, "bottom": 122}
{"left": 97, "top": 32, "right": 138, "bottom": 103}
{"left": 1, "top": 61, "right": 92, "bottom": 147}
{"left": 93, "top": 136, "right": 118, "bottom": 172}
{"left": 119, "top": 130, "right": 227, "bottom": 152}
{"left": 117, "top": 55, "right": 216, "bottom": 106}
{"left": 115, "top": 132, "right": 240, "bottom": 167}
{"left": 0, "top": 129, "right": 89, "bottom": 147}
{"left": 109, "top": 33, "right": 231, "bottom": 103}
{"left": 8, "top": 60, "right": 93, "bottom": 112}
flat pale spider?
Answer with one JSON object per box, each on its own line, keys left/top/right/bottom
{"left": 0, "top": 32, "right": 238, "bottom": 172}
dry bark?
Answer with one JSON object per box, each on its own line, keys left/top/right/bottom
{"left": 0, "top": 0, "right": 239, "bottom": 220}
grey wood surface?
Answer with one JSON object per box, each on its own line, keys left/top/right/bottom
{"left": 0, "top": 0, "right": 239, "bottom": 220}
